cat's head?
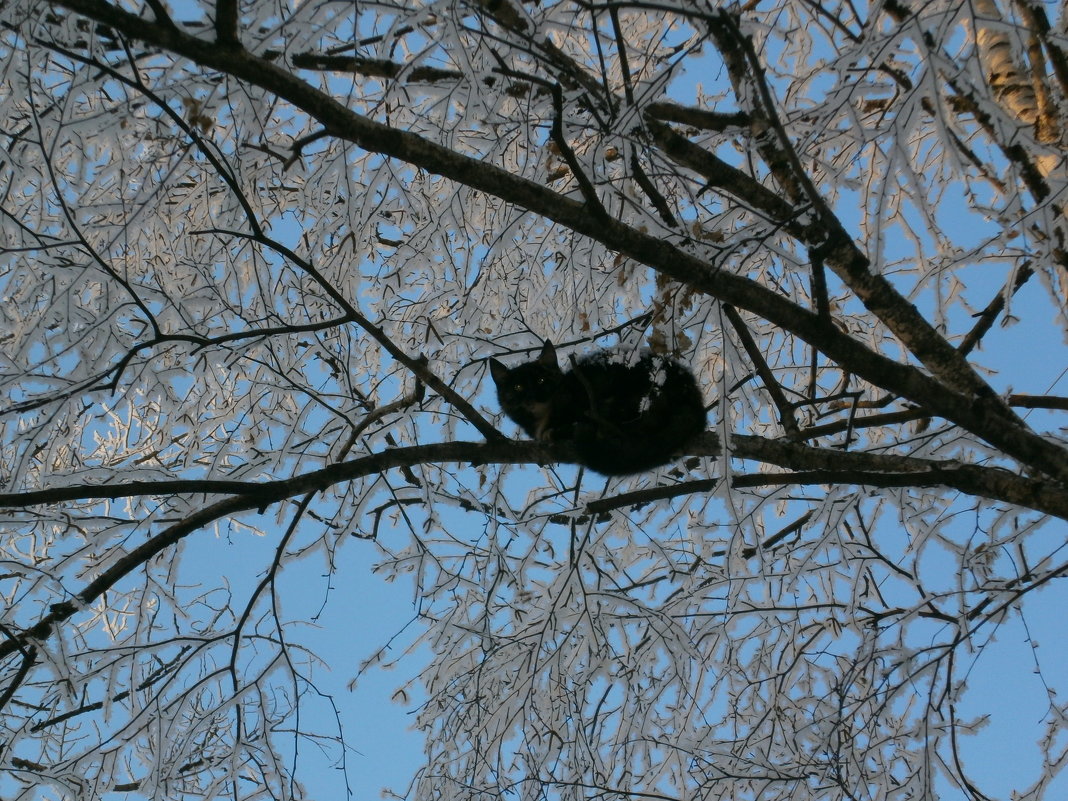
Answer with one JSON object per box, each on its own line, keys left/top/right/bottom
{"left": 488, "top": 339, "right": 564, "bottom": 405}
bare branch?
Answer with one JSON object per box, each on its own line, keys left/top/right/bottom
{"left": 723, "top": 304, "right": 800, "bottom": 436}
{"left": 645, "top": 101, "right": 749, "bottom": 131}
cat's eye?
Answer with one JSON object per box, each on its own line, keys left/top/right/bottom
{"left": 513, "top": 383, "right": 523, "bottom": 392}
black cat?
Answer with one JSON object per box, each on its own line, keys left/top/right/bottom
{"left": 488, "top": 340, "right": 706, "bottom": 475}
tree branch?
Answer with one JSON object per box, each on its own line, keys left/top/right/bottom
{"left": 730, "top": 435, "right": 1068, "bottom": 519}
{"left": 214, "top": 0, "right": 238, "bottom": 45}
{"left": 645, "top": 101, "right": 749, "bottom": 132}
{"left": 290, "top": 53, "right": 464, "bottom": 84}
{"left": 723, "top": 304, "right": 800, "bottom": 436}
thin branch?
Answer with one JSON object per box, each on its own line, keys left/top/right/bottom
{"left": 792, "top": 407, "right": 930, "bottom": 441}
{"left": 290, "top": 53, "right": 463, "bottom": 84}
{"left": 607, "top": 5, "right": 634, "bottom": 107}
{"left": 629, "top": 151, "right": 678, "bottom": 227}
{"left": 30, "top": 646, "right": 192, "bottom": 732}
{"left": 808, "top": 243, "right": 832, "bottom": 323}
{"left": 548, "top": 80, "right": 608, "bottom": 222}
{"left": 645, "top": 101, "right": 749, "bottom": 131}
{"left": 489, "top": 57, "right": 609, "bottom": 222}
{"left": 948, "top": 692, "right": 995, "bottom": 801}
{"left": 0, "top": 623, "right": 36, "bottom": 716}
{"left": 1007, "top": 394, "right": 1068, "bottom": 410}
{"left": 958, "top": 263, "right": 1034, "bottom": 356}
{"left": 723, "top": 304, "right": 800, "bottom": 436}
{"left": 585, "top": 478, "right": 719, "bottom": 514}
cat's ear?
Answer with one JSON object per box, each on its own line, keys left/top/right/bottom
{"left": 537, "top": 339, "right": 557, "bottom": 367}
{"left": 488, "top": 358, "right": 509, "bottom": 386}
